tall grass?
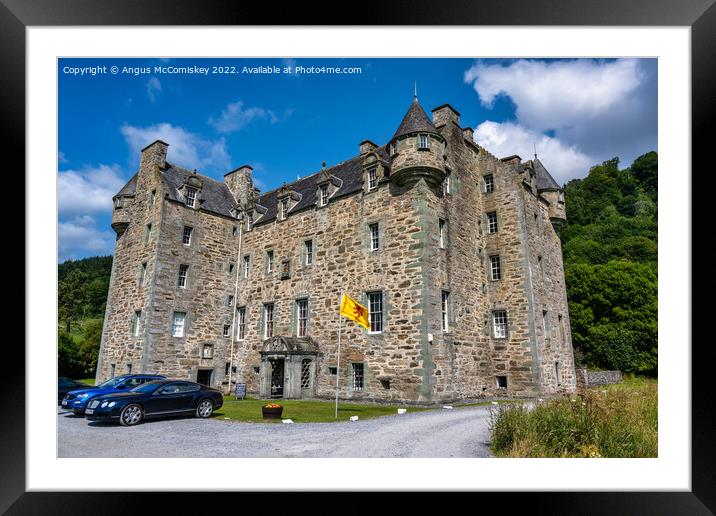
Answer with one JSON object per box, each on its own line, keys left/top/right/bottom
{"left": 489, "top": 377, "right": 657, "bottom": 457}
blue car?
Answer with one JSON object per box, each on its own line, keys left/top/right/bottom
{"left": 61, "top": 374, "right": 166, "bottom": 415}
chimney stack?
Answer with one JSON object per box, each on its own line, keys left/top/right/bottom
{"left": 431, "top": 104, "right": 461, "bottom": 128}
{"left": 140, "top": 140, "right": 168, "bottom": 170}
{"left": 359, "top": 140, "right": 378, "bottom": 156}
{"left": 224, "top": 165, "right": 256, "bottom": 208}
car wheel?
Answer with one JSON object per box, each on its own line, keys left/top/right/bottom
{"left": 196, "top": 399, "right": 214, "bottom": 418}
{"left": 119, "top": 403, "right": 144, "bottom": 426}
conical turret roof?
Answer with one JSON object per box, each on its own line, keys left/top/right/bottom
{"left": 533, "top": 158, "right": 561, "bottom": 191}
{"left": 391, "top": 98, "right": 439, "bottom": 140}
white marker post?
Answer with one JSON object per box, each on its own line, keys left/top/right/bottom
{"left": 335, "top": 293, "right": 344, "bottom": 419}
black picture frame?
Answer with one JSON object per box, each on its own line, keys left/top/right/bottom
{"left": 6, "top": 0, "right": 712, "bottom": 513}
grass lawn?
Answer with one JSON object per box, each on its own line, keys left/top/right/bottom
{"left": 214, "top": 397, "right": 432, "bottom": 423}
{"left": 74, "top": 378, "right": 95, "bottom": 386}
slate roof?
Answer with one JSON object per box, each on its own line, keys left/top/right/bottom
{"left": 253, "top": 146, "right": 391, "bottom": 224}
{"left": 533, "top": 158, "right": 561, "bottom": 191}
{"left": 391, "top": 98, "right": 440, "bottom": 140}
{"left": 113, "top": 163, "right": 238, "bottom": 218}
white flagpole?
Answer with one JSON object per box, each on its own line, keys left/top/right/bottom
{"left": 335, "top": 293, "right": 344, "bottom": 419}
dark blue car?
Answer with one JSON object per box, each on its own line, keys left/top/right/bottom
{"left": 84, "top": 380, "right": 223, "bottom": 426}
{"left": 61, "top": 374, "right": 166, "bottom": 415}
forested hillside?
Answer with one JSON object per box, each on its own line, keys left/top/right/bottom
{"left": 57, "top": 255, "right": 113, "bottom": 377}
{"left": 561, "top": 152, "right": 658, "bottom": 376}
{"left": 56, "top": 153, "right": 658, "bottom": 379}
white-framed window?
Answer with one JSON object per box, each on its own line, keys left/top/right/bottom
{"left": 368, "top": 168, "right": 377, "bottom": 190}
{"left": 443, "top": 170, "right": 451, "bottom": 195}
{"left": 202, "top": 343, "right": 213, "bottom": 359}
{"left": 492, "top": 310, "right": 507, "bottom": 339}
{"left": 418, "top": 134, "right": 429, "bottom": 149}
{"left": 140, "top": 262, "right": 147, "bottom": 286}
{"left": 484, "top": 174, "right": 494, "bottom": 193}
{"left": 352, "top": 363, "right": 365, "bottom": 391}
{"left": 264, "top": 303, "right": 274, "bottom": 339}
{"left": 439, "top": 219, "right": 446, "bottom": 248}
{"left": 182, "top": 226, "right": 193, "bottom": 246}
{"left": 296, "top": 298, "right": 308, "bottom": 337}
{"left": 490, "top": 255, "right": 502, "bottom": 280}
{"left": 280, "top": 198, "right": 288, "bottom": 220}
{"left": 131, "top": 310, "right": 141, "bottom": 337}
{"left": 223, "top": 325, "right": 230, "bottom": 338}
{"left": 441, "top": 291, "right": 450, "bottom": 332}
{"left": 178, "top": 264, "right": 189, "bottom": 288}
{"left": 185, "top": 187, "right": 197, "bottom": 208}
{"left": 369, "top": 223, "right": 379, "bottom": 251}
{"left": 246, "top": 211, "right": 253, "bottom": 231}
{"left": 368, "top": 291, "right": 383, "bottom": 333}
{"left": 172, "top": 312, "right": 186, "bottom": 337}
{"left": 266, "top": 250, "right": 274, "bottom": 273}
{"left": 320, "top": 184, "right": 329, "bottom": 206}
{"left": 243, "top": 255, "right": 250, "bottom": 278}
{"left": 236, "top": 307, "right": 246, "bottom": 340}
{"left": 304, "top": 240, "right": 313, "bottom": 265}
{"left": 487, "top": 211, "right": 498, "bottom": 233}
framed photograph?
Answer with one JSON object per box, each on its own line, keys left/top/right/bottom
{"left": 10, "top": 0, "right": 711, "bottom": 512}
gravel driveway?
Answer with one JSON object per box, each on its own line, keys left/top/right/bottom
{"left": 58, "top": 404, "right": 495, "bottom": 458}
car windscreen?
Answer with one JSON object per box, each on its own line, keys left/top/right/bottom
{"left": 129, "top": 382, "right": 163, "bottom": 394}
{"left": 97, "top": 377, "right": 127, "bottom": 388}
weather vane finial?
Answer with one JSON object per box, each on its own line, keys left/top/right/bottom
{"left": 533, "top": 142, "right": 537, "bottom": 160}
{"left": 414, "top": 81, "right": 418, "bottom": 100}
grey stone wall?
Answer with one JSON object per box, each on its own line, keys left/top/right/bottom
{"left": 576, "top": 368, "right": 623, "bottom": 389}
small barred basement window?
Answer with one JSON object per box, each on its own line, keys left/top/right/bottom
{"left": 301, "top": 359, "right": 312, "bottom": 388}
{"left": 352, "top": 363, "right": 365, "bottom": 391}
{"left": 496, "top": 376, "right": 507, "bottom": 389}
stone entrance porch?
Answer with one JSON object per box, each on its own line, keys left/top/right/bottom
{"left": 259, "top": 336, "right": 319, "bottom": 399}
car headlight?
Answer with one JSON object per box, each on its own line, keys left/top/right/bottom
{"left": 108, "top": 402, "right": 116, "bottom": 408}
{"left": 77, "top": 393, "right": 90, "bottom": 399}
{"left": 100, "top": 401, "right": 108, "bottom": 408}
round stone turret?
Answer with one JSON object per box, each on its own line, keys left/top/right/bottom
{"left": 388, "top": 98, "right": 446, "bottom": 189}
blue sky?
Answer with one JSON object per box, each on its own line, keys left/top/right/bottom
{"left": 58, "top": 57, "right": 657, "bottom": 262}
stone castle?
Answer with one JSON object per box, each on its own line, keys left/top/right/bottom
{"left": 96, "top": 96, "right": 577, "bottom": 403}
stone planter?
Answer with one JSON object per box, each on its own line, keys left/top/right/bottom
{"left": 262, "top": 406, "right": 283, "bottom": 420}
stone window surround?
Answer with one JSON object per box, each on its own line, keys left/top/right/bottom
{"left": 352, "top": 362, "right": 365, "bottom": 391}
{"left": 491, "top": 309, "right": 508, "bottom": 339}
{"left": 266, "top": 250, "right": 274, "bottom": 274}
{"left": 368, "top": 222, "right": 380, "bottom": 251}
{"left": 442, "top": 169, "right": 451, "bottom": 196}
{"left": 296, "top": 298, "right": 309, "bottom": 337}
{"left": 441, "top": 290, "right": 451, "bottom": 333}
{"left": 131, "top": 309, "right": 142, "bottom": 337}
{"left": 483, "top": 173, "right": 495, "bottom": 193}
{"left": 366, "top": 290, "right": 384, "bottom": 334}
{"left": 182, "top": 225, "right": 193, "bottom": 246}
{"left": 418, "top": 133, "right": 430, "bottom": 150}
{"left": 315, "top": 174, "right": 342, "bottom": 208}
{"left": 276, "top": 191, "right": 301, "bottom": 222}
{"left": 263, "top": 302, "right": 275, "bottom": 339}
{"left": 303, "top": 239, "right": 314, "bottom": 267}
{"left": 486, "top": 211, "right": 498, "bottom": 234}
{"left": 223, "top": 324, "right": 231, "bottom": 338}
{"left": 236, "top": 306, "right": 247, "bottom": 341}
{"left": 177, "top": 263, "right": 189, "bottom": 288}
{"left": 201, "top": 343, "right": 214, "bottom": 359}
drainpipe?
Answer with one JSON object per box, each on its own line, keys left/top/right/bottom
{"left": 226, "top": 212, "right": 244, "bottom": 395}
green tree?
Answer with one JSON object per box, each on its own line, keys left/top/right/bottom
{"left": 57, "top": 270, "right": 87, "bottom": 334}
{"left": 79, "top": 319, "right": 104, "bottom": 375}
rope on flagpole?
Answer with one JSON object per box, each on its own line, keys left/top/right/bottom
{"left": 335, "top": 293, "right": 344, "bottom": 419}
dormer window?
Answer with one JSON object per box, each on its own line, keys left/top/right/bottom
{"left": 280, "top": 198, "right": 289, "bottom": 220}
{"left": 320, "top": 184, "right": 329, "bottom": 206}
{"left": 368, "top": 168, "right": 378, "bottom": 190}
{"left": 246, "top": 211, "right": 254, "bottom": 231}
{"left": 185, "top": 187, "right": 197, "bottom": 208}
{"left": 418, "top": 134, "right": 429, "bottom": 149}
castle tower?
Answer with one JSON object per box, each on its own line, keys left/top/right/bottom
{"left": 387, "top": 97, "right": 446, "bottom": 189}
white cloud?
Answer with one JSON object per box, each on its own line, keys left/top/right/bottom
{"left": 120, "top": 123, "right": 231, "bottom": 173}
{"left": 58, "top": 164, "right": 127, "bottom": 215}
{"left": 146, "top": 77, "right": 162, "bottom": 103}
{"left": 58, "top": 151, "right": 68, "bottom": 164}
{"left": 58, "top": 216, "right": 116, "bottom": 262}
{"left": 208, "top": 100, "right": 292, "bottom": 133}
{"left": 465, "top": 59, "right": 643, "bottom": 131}
{"left": 474, "top": 121, "right": 593, "bottom": 185}
{"left": 464, "top": 59, "right": 657, "bottom": 179}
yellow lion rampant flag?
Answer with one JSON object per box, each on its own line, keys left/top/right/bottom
{"left": 339, "top": 293, "right": 370, "bottom": 330}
